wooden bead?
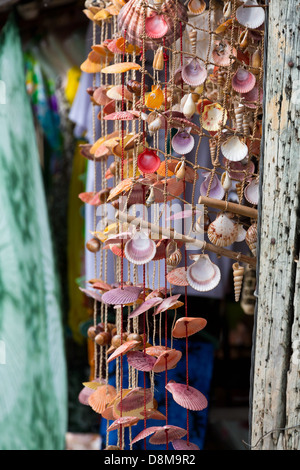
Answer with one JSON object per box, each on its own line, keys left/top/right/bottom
{"left": 87, "top": 326, "right": 98, "bottom": 340}
{"left": 127, "top": 333, "right": 143, "bottom": 343}
{"left": 86, "top": 238, "right": 101, "bottom": 253}
{"left": 95, "top": 331, "right": 111, "bottom": 346}
{"left": 111, "top": 333, "right": 127, "bottom": 349}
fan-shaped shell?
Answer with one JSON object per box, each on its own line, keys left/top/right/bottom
{"left": 212, "top": 39, "right": 237, "bottom": 67}
{"left": 182, "top": 58, "right": 207, "bottom": 87}
{"left": 232, "top": 68, "right": 256, "bottom": 94}
{"left": 101, "top": 286, "right": 143, "bottom": 305}
{"left": 207, "top": 213, "right": 238, "bottom": 247}
{"left": 145, "top": 13, "right": 168, "bottom": 38}
{"left": 187, "top": 0, "right": 206, "bottom": 15}
{"left": 101, "top": 61, "right": 141, "bottom": 74}
{"left": 221, "top": 136, "right": 249, "bottom": 162}
{"left": 114, "top": 387, "right": 154, "bottom": 418}
{"left": 124, "top": 233, "right": 157, "bottom": 265}
{"left": 153, "top": 294, "right": 181, "bottom": 315}
{"left": 236, "top": 0, "right": 265, "bottom": 29}
{"left": 103, "top": 111, "right": 137, "bottom": 121}
{"left": 172, "top": 129, "right": 195, "bottom": 155}
{"left": 127, "top": 350, "right": 156, "bottom": 371}
{"left": 172, "top": 317, "right": 207, "bottom": 338}
{"left": 128, "top": 297, "right": 164, "bottom": 318}
{"left": 244, "top": 178, "right": 259, "bottom": 205}
{"left": 106, "top": 85, "right": 133, "bottom": 101}
{"left": 172, "top": 439, "right": 200, "bottom": 451}
{"left": 88, "top": 384, "right": 117, "bottom": 414}
{"left": 187, "top": 254, "right": 221, "bottom": 292}
{"left": 131, "top": 425, "right": 187, "bottom": 446}
{"left": 202, "top": 103, "right": 227, "bottom": 132}
{"left": 166, "top": 267, "right": 189, "bottom": 286}
{"left": 165, "top": 382, "right": 208, "bottom": 411}
{"left": 107, "top": 416, "right": 139, "bottom": 432}
{"left": 107, "top": 340, "right": 141, "bottom": 363}
{"left": 200, "top": 171, "right": 225, "bottom": 200}
{"left": 137, "top": 148, "right": 161, "bottom": 174}
{"left": 242, "top": 85, "right": 263, "bottom": 109}
{"left": 152, "top": 349, "right": 182, "bottom": 373}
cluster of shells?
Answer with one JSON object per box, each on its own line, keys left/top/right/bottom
{"left": 78, "top": 0, "right": 264, "bottom": 449}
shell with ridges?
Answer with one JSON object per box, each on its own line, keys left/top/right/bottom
{"left": 207, "top": 213, "right": 238, "bottom": 247}
{"left": 232, "top": 262, "right": 245, "bottom": 302}
{"left": 187, "top": 254, "right": 221, "bottom": 292}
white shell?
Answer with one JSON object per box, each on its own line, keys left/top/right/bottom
{"left": 221, "top": 171, "right": 232, "bottom": 191}
{"left": 182, "top": 93, "right": 196, "bottom": 119}
{"left": 236, "top": 0, "right": 265, "bottom": 29}
{"left": 207, "top": 213, "right": 238, "bottom": 247}
{"left": 232, "top": 262, "right": 244, "bottom": 302}
{"left": 235, "top": 224, "right": 247, "bottom": 242}
{"left": 221, "top": 136, "right": 249, "bottom": 162}
{"left": 244, "top": 178, "right": 259, "bottom": 205}
{"left": 124, "top": 232, "right": 157, "bottom": 265}
{"left": 187, "top": 254, "right": 221, "bottom": 292}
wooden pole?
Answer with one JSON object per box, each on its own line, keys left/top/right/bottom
{"left": 250, "top": 0, "right": 300, "bottom": 450}
{"left": 115, "top": 210, "right": 257, "bottom": 267}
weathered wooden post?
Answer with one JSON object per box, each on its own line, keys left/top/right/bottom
{"left": 250, "top": 0, "right": 300, "bottom": 450}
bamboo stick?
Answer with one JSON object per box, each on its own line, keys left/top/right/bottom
{"left": 198, "top": 196, "right": 258, "bottom": 219}
{"left": 116, "top": 211, "right": 257, "bottom": 267}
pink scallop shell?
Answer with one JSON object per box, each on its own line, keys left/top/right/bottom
{"left": 78, "top": 386, "right": 95, "bottom": 406}
{"left": 103, "top": 111, "right": 137, "bottom": 120}
{"left": 124, "top": 234, "right": 157, "bottom": 265}
{"left": 127, "top": 350, "right": 157, "bottom": 371}
{"left": 145, "top": 13, "right": 168, "bottom": 39}
{"left": 131, "top": 425, "right": 187, "bottom": 446}
{"left": 115, "top": 387, "right": 154, "bottom": 415}
{"left": 153, "top": 294, "right": 181, "bottom": 315}
{"left": 165, "top": 381, "right": 208, "bottom": 411}
{"left": 171, "top": 129, "right": 195, "bottom": 155}
{"left": 101, "top": 286, "right": 143, "bottom": 305}
{"left": 128, "top": 297, "right": 164, "bottom": 319}
{"left": 236, "top": 0, "right": 265, "bottom": 30}
{"left": 182, "top": 58, "right": 207, "bottom": 87}
{"left": 166, "top": 267, "right": 189, "bottom": 287}
{"left": 107, "top": 340, "right": 141, "bottom": 363}
{"left": 78, "top": 192, "right": 101, "bottom": 206}
{"left": 107, "top": 416, "right": 139, "bottom": 432}
{"left": 137, "top": 149, "right": 161, "bottom": 174}
{"left": 223, "top": 158, "right": 255, "bottom": 182}
{"left": 241, "top": 85, "right": 263, "bottom": 109}
{"left": 152, "top": 349, "right": 182, "bottom": 373}
{"left": 172, "top": 439, "right": 200, "bottom": 451}
{"left": 172, "top": 317, "right": 207, "bottom": 339}
{"left": 232, "top": 68, "right": 256, "bottom": 94}
{"left": 244, "top": 178, "right": 259, "bottom": 205}
{"left": 207, "top": 214, "right": 238, "bottom": 247}
{"left": 187, "top": 255, "right": 221, "bottom": 292}
{"left": 79, "top": 288, "right": 102, "bottom": 303}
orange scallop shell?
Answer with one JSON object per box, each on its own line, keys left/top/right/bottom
{"left": 172, "top": 317, "right": 207, "bottom": 338}
{"left": 88, "top": 384, "right": 117, "bottom": 414}
{"left": 152, "top": 349, "right": 182, "bottom": 373}
{"left": 101, "top": 61, "right": 141, "bottom": 74}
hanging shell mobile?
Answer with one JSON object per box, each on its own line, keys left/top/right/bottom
{"left": 77, "top": 0, "right": 264, "bottom": 450}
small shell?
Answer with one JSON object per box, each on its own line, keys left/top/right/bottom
{"left": 128, "top": 297, "right": 164, "bottom": 319}
{"left": 234, "top": 103, "right": 244, "bottom": 133}
{"left": 145, "top": 84, "right": 164, "bottom": 110}
{"left": 207, "top": 213, "right": 238, "bottom": 247}
{"left": 212, "top": 39, "right": 237, "bottom": 67}
{"left": 127, "top": 350, "right": 156, "bottom": 372}
{"left": 235, "top": 224, "right": 247, "bottom": 242}
{"left": 101, "top": 286, "right": 143, "bottom": 305}
{"left": 88, "top": 385, "right": 117, "bottom": 414}
{"left": 251, "top": 49, "right": 261, "bottom": 70}
{"left": 232, "top": 262, "right": 245, "bottom": 302}
{"left": 172, "top": 129, "right": 195, "bottom": 155}
{"left": 106, "top": 85, "right": 133, "bottom": 101}
{"left": 182, "top": 93, "right": 196, "bottom": 119}
{"left": 107, "top": 340, "right": 141, "bottom": 363}
{"left": 101, "top": 61, "right": 141, "bottom": 74}
{"left": 124, "top": 232, "right": 157, "bottom": 265}
{"left": 107, "top": 416, "right": 139, "bottom": 432}
{"left": 202, "top": 103, "right": 228, "bottom": 132}
{"left": 166, "top": 248, "right": 182, "bottom": 270}
{"left": 182, "top": 58, "right": 207, "bottom": 87}
{"left": 145, "top": 13, "right": 168, "bottom": 39}
{"left": 221, "top": 171, "right": 232, "bottom": 191}
{"left": 236, "top": 0, "right": 265, "bottom": 29}
{"left": 172, "top": 440, "right": 200, "bottom": 451}
{"left": 223, "top": 1, "right": 232, "bottom": 19}
{"left": 187, "top": 0, "right": 206, "bottom": 15}
{"left": 153, "top": 294, "right": 182, "bottom": 315}
{"left": 200, "top": 171, "right": 225, "bottom": 200}
{"left": 172, "top": 317, "right": 207, "bottom": 339}
{"left": 232, "top": 68, "right": 256, "bottom": 94}
{"left": 174, "top": 160, "right": 186, "bottom": 181}
{"left": 131, "top": 425, "right": 187, "bottom": 446}
{"left": 221, "top": 136, "right": 249, "bottom": 162}
{"left": 153, "top": 46, "right": 164, "bottom": 71}
{"left": 189, "top": 30, "right": 197, "bottom": 55}
{"left": 238, "top": 29, "right": 249, "bottom": 49}
{"left": 165, "top": 382, "right": 208, "bottom": 411}
{"left": 166, "top": 267, "right": 189, "bottom": 286}
{"left": 242, "top": 85, "right": 263, "bottom": 109}
{"left": 187, "top": 254, "right": 221, "bottom": 292}
{"left": 103, "top": 111, "right": 137, "bottom": 121}
{"left": 244, "top": 178, "right": 259, "bottom": 205}
{"left": 152, "top": 349, "right": 182, "bottom": 373}
{"left": 245, "top": 223, "right": 257, "bottom": 256}
{"left": 137, "top": 148, "right": 161, "bottom": 174}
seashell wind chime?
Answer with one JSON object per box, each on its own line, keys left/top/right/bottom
{"left": 78, "top": 0, "right": 264, "bottom": 450}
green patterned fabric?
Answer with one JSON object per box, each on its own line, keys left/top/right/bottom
{"left": 0, "top": 17, "right": 67, "bottom": 450}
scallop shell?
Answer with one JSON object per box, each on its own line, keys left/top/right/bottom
{"left": 212, "top": 39, "right": 237, "bottom": 67}
{"left": 107, "top": 417, "right": 139, "bottom": 432}
{"left": 101, "top": 286, "right": 143, "bottom": 305}
{"left": 114, "top": 387, "right": 154, "bottom": 418}
{"left": 236, "top": 0, "right": 265, "bottom": 30}
{"left": 106, "top": 85, "right": 133, "bottom": 101}
{"left": 78, "top": 386, "right": 95, "bottom": 406}
{"left": 172, "top": 317, "right": 207, "bottom": 339}
{"left": 127, "top": 350, "right": 156, "bottom": 372}
{"left": 118, "top": 0, "right": 188, "bottom": 50}
{"left": 187, "top": 0, "right": 206, "bottom": 15}
{"left": 137, "top": 148, "right": 161, "bottom": 173}
{"left": 242, "top": 85, "right": 263, "bottom": 109}
{"left": 165, "top": 382, "right": 208, "bottom": 411}
{"left": 245, "top": 223, "right": 257, "bottom": 256}
{"left": 244, "top": 178, "right": 259, "bottom": 205}
{"left": 88, "top": 384, "right": 117, "bottom": 414}
{"left": 131, "top": 425, "right": 187, "bottom": 446}
{"left": 224, "top": 158, "right": 255, "bottom": 182}
{"left": 101, "top": 61, "right": 141, "bottom": 74}
{"left": 145, "top": 13, "right": 168, "bottom": 38}
{"left": 93, "top": 85, "right": 111, "bottom": 106}
{"left": 153, "top": 294, "right": 182, "bottom": 315}
{"left": 172, "top": 440, "right": 200, "bottom": 451}
{"left": 235, "top": 224, "right": 247, "bottom": 242}
{"left": 172, "top": 129, "right": 195, "bottom": 155}
{"left": 128, "top": 297, "right": 164, "bottom": 318}
{"left": 221, "top": 136, "right": 249, "bottom": 162}
{"left": 152, "top": 349, "right": 183, "bottom": 373}
{"left": 200, "top": 171, "right": 225, "bottom": 200}
{"left": 232, "top": 68, "right": 256, "bottom": 94}
{"left": 124, "top": 232, "right": 157, "bottom": 265}
{"left": 152, "top": 178, "right": 184, "bottom": 203}
{"left": 202, "top": 103, "right": 228, "bottom": 132}
{"left": 232, "top": 262, "right": 245, "bottom": 302}
{"left": 166, "top": 267, "right": 189, "bottom": 286}
{"left": 207, "top": 213, "right": 238, "bottom": 247}
{"left": 145, "top": 85, "right": 164, "bottom": 110}
{"left": 103, "top": 110, "right": 137, "bottom": 121}
{"left": 187, "top": 254, "right": 221, "bottom": 292}
{"left": 182, "top": 58, "right": 207, "bottom": 87}
{"left": 107, "top": 340, "right": 141, "bottom": 363}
